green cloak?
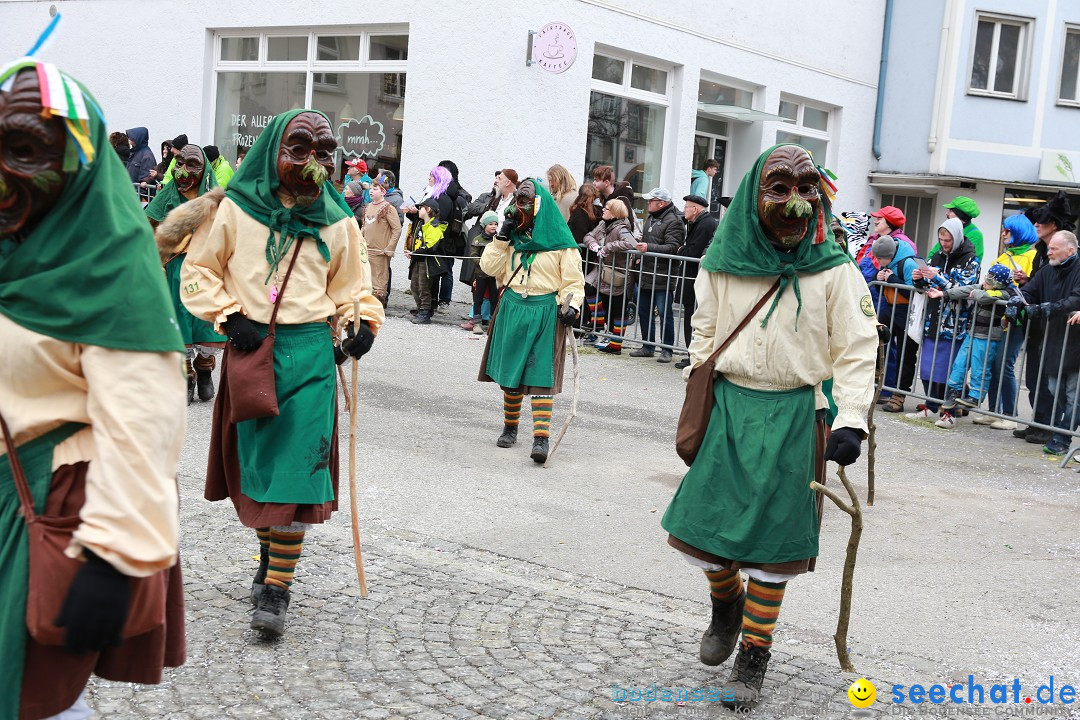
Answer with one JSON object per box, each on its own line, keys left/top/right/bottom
{"left": 506, "top": 179, "right": 579, "bottom": 269}
{"left": 144, "top": 147, "right": 219, "bottom": 222}
{"left": 223, "top": 109, "right": 351, "bottom": 281}
{"left": 700, "top": 144, "right": 850, "bottom": 328}
{"left": 0, "top": 63, "right": 183, "bottom": 354}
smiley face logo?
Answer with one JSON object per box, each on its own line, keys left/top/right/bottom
{"left": 848, "top": 678, "right": 876, "bottom": 708}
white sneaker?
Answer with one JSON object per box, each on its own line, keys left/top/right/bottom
{"left": 990, "top": 419, "right": 1018, "bottom": 430}
{"left": 935, "top": 415, "right": 956, "bottom": 429}
{"left": 906, "top": 408, "right": 936, "bottom": 420}
{"left": 972, "top": 414, "right": 996, "bottom": 425}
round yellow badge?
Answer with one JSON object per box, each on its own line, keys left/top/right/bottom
{"left": 848, "top": 678, "right": 876, "bottom": 708}
{"left": 860, "top": 295, "right": 874, "bottom": 317}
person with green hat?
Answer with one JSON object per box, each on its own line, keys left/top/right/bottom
{"left": 478, "top": 178, "right": 585, "bottom": 464}
{"left": 0, "top": 58, "right": 187, "bottom": 720}
{"left": 146, "top": 143, "right": 226, "bottom": 404}
{"left": 660, "top": 145, "right": 878, "bottom": 711}
{"left": 930, "top": 196, "right": 984, "bottom": 259}
{"left": 180, "top": 108, "right": 385, "bottom": 638}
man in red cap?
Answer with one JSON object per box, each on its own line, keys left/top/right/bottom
{"left": 345, "top": 158, "right": 372, "bottom": 205}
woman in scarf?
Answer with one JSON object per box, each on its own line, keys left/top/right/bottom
{"left": 0, "top": 58, "right": 186, "bottom": 720}
{"left": 478, "top": 178, "right": 585, "bottom": 464}
{"left": 985, "top": 214, "right": 1040, "bottom": 428}
{"left": 146, "top": 144, "right": 225, "bottom": 403}
{"left": 910, "top": 217, "right": 980, "bottom": 424}
{"left": 660, "top": 145, "right": 877, "bottom": 711}
{"left": 181, "top": 109, "right": 384, "bottom": 638}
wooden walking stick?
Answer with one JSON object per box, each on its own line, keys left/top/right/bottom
{"left": 811, "top": 465, "right": 864, "bottom": 673}
{"left": 348, "top": 300, "right": 368, "bottom": 596}
{"left": 545, "top": 293, "right": 580, "bottom": 467}
{"left": 866, "top": 324, "right": 889, "bottom": 506}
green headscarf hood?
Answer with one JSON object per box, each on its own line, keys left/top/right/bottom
{"left": 700, "top": 144, "right": 850, "bottom": 328}
{"left": 144, "top": 147, "right": 219, "bottom": 222}
{"left": 0, "top": 60, "right": 183, "bottom": 353}
{"left": 506, "top": 179, "right": 579, "bottom": 269}
{"left": 224, "top": 109, "right": 351, "bottom": 283}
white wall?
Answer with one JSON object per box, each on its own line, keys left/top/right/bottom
{"left": 2, "top": 0, "right": 885, "bottom": 208}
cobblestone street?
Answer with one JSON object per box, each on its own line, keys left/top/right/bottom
{"left": 86, "top": 295, "right": 1080, "bottom": 720}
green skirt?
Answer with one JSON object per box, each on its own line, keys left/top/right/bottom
{"left": 661, "top": 377, "right": 820, "bottom": 565}
{"left": 485, "top": 291, "right": 557, "bottom": 389}
{"left": 166, "top": 254, "right": 226, "bottom": 346}
{"left": 236, "top": 322, "right": 336, "bottom": 505}
{"left": 0, "top": 423, "right": 82, "bottom": 720}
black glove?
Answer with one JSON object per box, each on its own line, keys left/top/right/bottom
{"left": 558, "top": 305, "right": 579, "bottom": 326}
{"left": 823, "top": 427, "right": 863, "bottom": 466}
{"left": 497, "top": 218, "right": 517, "bottom": 241}
{"left": 1025, "top": 302, "right": 1051, "bottom": 320}
{"left": 222, "top": 314, "right": 263, "bottom": 351}
{"left": 340, "top": 320, "right": 376, "bottom": 360}
{"left": 55, "top": 550, "right": 131, "bottom": 654}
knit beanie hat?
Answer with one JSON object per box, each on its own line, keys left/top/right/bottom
{"left": 985, "top": 263, "right": 1014, "bottom": 289}
{"left": 171, "top": 134, "right": 188, "bottom": 150}
{"left": 870, "top": 235, "right": 898, "bottom": 262}
{"left": 480, "top": 210, "right": 500, "bottom": 228}
{"left": 203, "top": 145, "right": 220, "bottom": 163}
{"left": 345, "top": 181, "right": 363, "bottom": 197}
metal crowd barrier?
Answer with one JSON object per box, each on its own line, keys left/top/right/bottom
{"left": 132, "top": 182, "right": 156, "bottom": 206}
{"left": 869, "top": 279, "right": 1079, "bottom": 468}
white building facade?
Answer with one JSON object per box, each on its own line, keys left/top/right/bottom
{"left": 3, "top": 0, "right": 886, "bottom": 212}
{"left": 874, "top": 0, "right": 1080, "bottom": 258}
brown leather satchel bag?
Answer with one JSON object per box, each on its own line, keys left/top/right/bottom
{"left": 675, "top": 278, "right": 781, "bottom": 466}
{"left": 0, "top": 415, "right": 165, "bottom": 646}
{"left": 227, "top": 239, "right": 303, "bottom": 424}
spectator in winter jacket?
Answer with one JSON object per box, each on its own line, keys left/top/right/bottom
{"left": 125, "top": 126, "right": 157, "bottom": 183}
{"left": 405, "top": 198, "right": 449, "bottom": 324}
{"left": 689, "top": 158, "right": 719, "bottom": 204}
{"left": 674, "top": 194, "right": 718, "bottom": 369}
{"left": 935, "top": 263, "right": 1017, "bottom": 428}
{"left": 1013, "top": 192, "right": 1077, "bottom": 445}
{"left": 375, "top": 169, "right": 405, "bottom": 223}
{"left": 343, "top": 181, "right": 365, "bottom": 223}
{"left": 547, "top": 164, "right": 578, "bottom": 221}
{"left": 986, "top": 214, "right": 1039, "bottom": 426}
{"left": 631, "top": 188, "right": 685, "bottom": 362}
{"left": 908, "top": 217, "right": 980, "bottom": 417}
{"left": 1013, "top": 230, "right": 1080, "bottom": 455}
{"left": 583, "top": 200, "right": 639, "bottom": 354}
{"left": 159, "top": 133, "right": 187, "bottom": 186}
{"left": 871, "top": 231, "right": 920, "bottom": 413}
{"left": 460, "top": 211, "right": 500, "bottom": 335}
{"left": 202, "top": 145, "right": 234, "bottom": 189}
{"left": 345, "top": 158, "right": 372, "bottom": 204}
{"left": 567, "top": 184, "right": 601, "bottom": 244}
{"left": 465, "top": 169, "right": 518, "bottom": 222}
{"left": 110, "top": 131, "right": 131, "bottom": 164}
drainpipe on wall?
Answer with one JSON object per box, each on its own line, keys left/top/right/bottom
{"left": 927, "top": 0, "right": 954, "bottom": 160}
{"left": 872, "top": 0, "right": 895, "bottom": 160}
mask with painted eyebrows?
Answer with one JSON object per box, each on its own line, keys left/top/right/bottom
{"left": 757, "top": 145, "right": 821, "bottom": 250}
{"left": 276, "top": 112, "right": 336, "bottom": 207}
{"left": 0, "top": 68, "right": 68, "bottom": 239}
{"left": 171, "top": 144, "right": 205, "bottom": 194}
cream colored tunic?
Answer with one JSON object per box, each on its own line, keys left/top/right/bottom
{"left": 180, "top": 196, "right": 385, "bottom": 334}
{"left": 686, "top": 262, "right": 878, "bottom": 433}
{"left": 0, "top": 314, "right": 184, "bottom": 577}
{"left": 480, "top": 239, "right": 585, "bottom": 310}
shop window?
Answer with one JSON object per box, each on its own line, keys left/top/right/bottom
{"left": 969, "top": 13, "right": 1031, "bottom": 100}
{"left": 1058, "top": 26, "right": 1080, "bottom": 105}
{"left": 630, "top": 64, "right": 667, "bottom": 94}
{"left": 212, "top": 29, "right": 407, "bottom": 180}
{"left": 775, "top": 95, "right": 831, "bottom": 164}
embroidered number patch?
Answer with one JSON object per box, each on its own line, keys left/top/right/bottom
{"left": 860, "top": 295, "right": 874, "bottom": 317}
{"left": 183, "top": 281, "right": 200, "bottom": 294}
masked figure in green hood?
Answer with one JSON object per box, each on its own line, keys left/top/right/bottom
{"left": 179, "top": 109, "right": 385, "bottom": 640}
{"left": 146, "top": 143, "right": 226, "bottom": 404}
{"left": 477, "top": 178, "right": 585, "bottom": 464}
{"left": 659, "top": 145, "right": 879, "bottom": 710}
{"left": 0, "top": 58, "right": 187, "bottom": 720}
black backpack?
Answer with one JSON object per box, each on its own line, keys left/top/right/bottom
{"left": 440, "top": 193, "right": 469, "bottom": 257}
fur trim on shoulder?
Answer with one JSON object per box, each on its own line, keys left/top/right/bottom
{"left": 155, "top": 187, "right": 226, "bottom": 261}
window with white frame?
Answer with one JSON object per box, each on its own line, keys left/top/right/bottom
{"left": 1059, "top": 25, "right": 1080, "bottom": 105}
{"left": 969, "top": 13, "right": 1032, "bottom": 99}
{"left": 212, "top": 28, "right": 407, "bottom": 181}
{"left": 775, "top": 95, "right": 831, "bottom": 164}
{"left": 586, "top": 48, "right": 671, "bottom": 197}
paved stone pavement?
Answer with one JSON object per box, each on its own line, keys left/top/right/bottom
{"left": 84, "top": 291, "right": 1080, "bottom": 720}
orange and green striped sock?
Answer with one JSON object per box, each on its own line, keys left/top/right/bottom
{"left": 265, "top": 528, "right": 305, "bottom": 590}
{"left": 742, "top": 577, "right": 787, "bottom": 650}
{"left": 531, "top": 395, "right": 553, "bottom": 437}
{"left": 704, "top": 568, "right": 743, "bottom": 604}
{"left": 503, "top": 391, "right": 524, "bottom": 427}
{"left": 256, "top": 527, "right": 271, "bottom": 552}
